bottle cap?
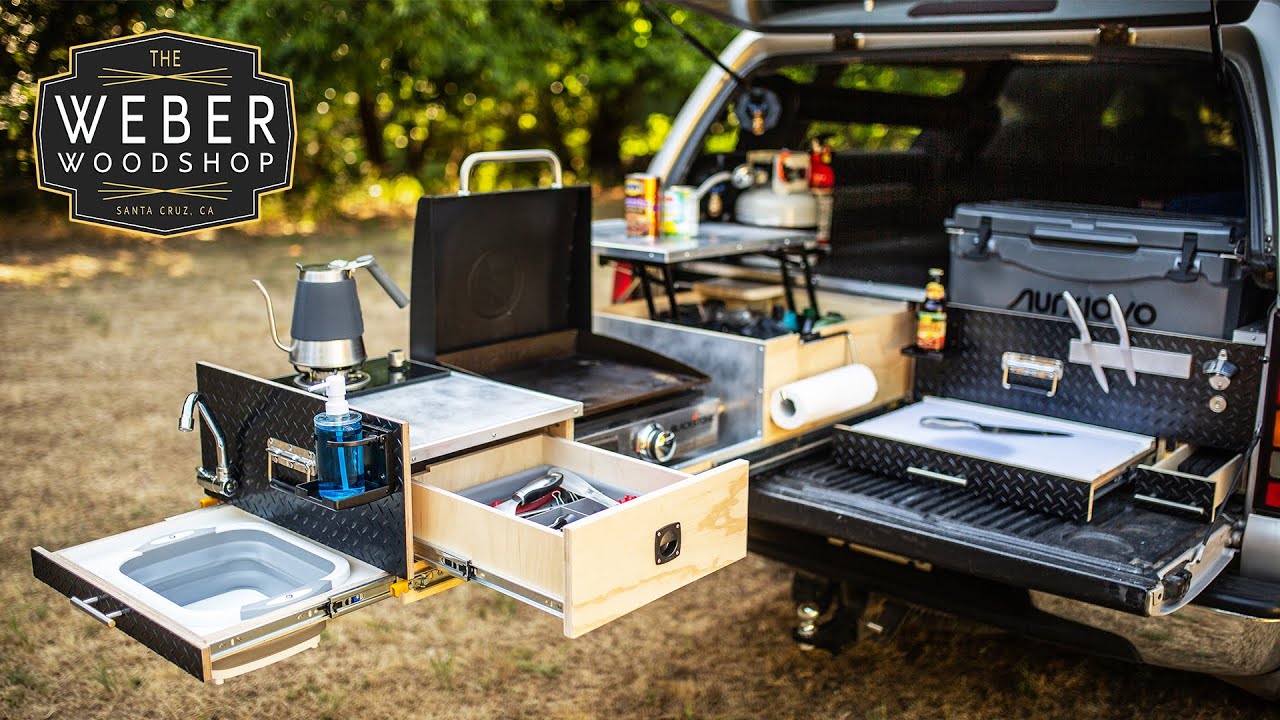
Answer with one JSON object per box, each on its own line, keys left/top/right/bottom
{"left": 310, "top": 374, "right": 350, "bottom": 416}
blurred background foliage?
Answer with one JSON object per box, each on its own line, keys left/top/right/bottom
{"left": 0, "top": 0, "right": 735, "bottom": 223}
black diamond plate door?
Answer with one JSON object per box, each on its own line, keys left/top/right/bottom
{"left": 196, "top": 363, "right": 410, "bottom": 578}
{"left": 915, "top": 307, "right": 1262, "bottom": 451}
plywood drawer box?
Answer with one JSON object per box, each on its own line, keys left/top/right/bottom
{"left": 594, "top": 288, "right": 914, "bottom": 454}
{"left": 1130, "top": 444, "right": 1242, "bottom": 521}
{"left": 411, "top": 434, "right": 749, "bottom": 637}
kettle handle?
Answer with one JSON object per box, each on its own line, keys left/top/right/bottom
{"left": 354, "top": 255, "right": 410, "bottom": 308}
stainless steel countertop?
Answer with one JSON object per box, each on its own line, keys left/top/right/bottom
{"left": 351, "top": 372, "right": 582, "bottom": 465}
{"left": 592, "top": 218, "right": 817, "bottom": 264}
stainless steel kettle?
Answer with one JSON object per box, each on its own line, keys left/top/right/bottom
{"left": 253, "top": 255, "right": 409, "bottom": 374}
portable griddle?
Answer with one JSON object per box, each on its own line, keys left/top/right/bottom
{"left": 409, "top": 150, "right": 720, "bottom": 463}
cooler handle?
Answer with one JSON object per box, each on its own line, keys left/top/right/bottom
{"left": 1030, "top": 225, "right": 1137, "bottom": 247}
{"left": 993, "top": 239, "right": 1181, "bottom": 283}
{"left": 458, "top": 149, "right": 563, "bottom": 195}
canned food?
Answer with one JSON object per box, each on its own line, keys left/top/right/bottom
{"left": 625, "top": 173, "right": 661, "bottom": 237}
{"left": 662, "top": 185, "right": 699, "bottom": 237}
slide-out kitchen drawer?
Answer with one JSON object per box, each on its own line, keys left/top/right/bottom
{"left": 31, "top": 504, "right": 392, "bottom": 684}
{"left": 833, "top": 397, "right": 1155, "bottom": 522}
{"left": 412, "top": 434, "right": 749, "bottom": 637}
{"left": 1130, "top": 444, "right": 1242, "bottom": 521}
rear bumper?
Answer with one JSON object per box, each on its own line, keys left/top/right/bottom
{"left": 1030, "top": 591, "right": 1280, "bottom": 678}
{"left": 749, "top": 518, "right": 1280, "bottom": 685}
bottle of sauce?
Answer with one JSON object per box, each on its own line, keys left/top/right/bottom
{"left": 916, "top": 267, "right": 948, "bottom": 351}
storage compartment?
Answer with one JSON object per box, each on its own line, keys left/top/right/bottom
{"left": 595, "top": 287, "right": 914, "bottom": 457}
{"left": 833, "top": 397, "right": 1155, "bottom": 521}
{"left": 411, "top": 433, "right": 748, "bottom": 636}
{"left": 1130, "top": 444, "right": 1243, "bottom": 521}
{"left": 947, "top": 201, "right": 1249, "bottom": 339}
{"left": 31, "top": 504, "right": 391, "bottom": 683}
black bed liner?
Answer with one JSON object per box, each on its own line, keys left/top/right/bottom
{"left": 751, "top": 448, "right": 1236, "bottom": 616}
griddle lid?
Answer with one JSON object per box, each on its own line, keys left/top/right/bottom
{"left": 409, "top": 182, "right": 593, "bottom": 361}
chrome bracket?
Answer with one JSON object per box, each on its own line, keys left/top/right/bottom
{"left": 1001, "top": 352, "right": 1064, "bottom": 397}
{"left": 266, "top": 438, "right": 317, "bottom": 485}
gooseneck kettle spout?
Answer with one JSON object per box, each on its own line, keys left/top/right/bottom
{"left": 251, "top": 279, "right": 295, "bottom": 353}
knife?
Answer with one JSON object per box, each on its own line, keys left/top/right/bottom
{"left": 1106, "top": 293, "right": 1137, "bottom": 386}
{"left": 920, "top": 416, "right": 1072, "bottom": 437}
{"left": 1063, "top": 291, "right": 1109, "bottom": 393}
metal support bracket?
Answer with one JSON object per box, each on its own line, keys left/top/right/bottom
{"left": 1067, "top": 340, "right": 1192, "bottom": 379}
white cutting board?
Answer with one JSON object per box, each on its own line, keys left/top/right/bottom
{"left": 847, "top": 397, "right": 1154, "bottom": 483}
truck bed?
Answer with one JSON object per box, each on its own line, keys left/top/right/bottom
{"left": 750, "top": 447, "right": 1233, "bottom": 615}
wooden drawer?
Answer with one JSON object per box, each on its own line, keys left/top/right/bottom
{"left": 411, "top": 434, "right": 748, "bottom": 637}
{"left": 1131, "top": 444, "right": 1242, "bottom": 521}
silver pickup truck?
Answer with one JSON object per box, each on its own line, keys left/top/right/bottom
{"left": 630, "top": 0, "right": 1280, "bottom": 700}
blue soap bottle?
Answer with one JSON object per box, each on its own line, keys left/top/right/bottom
{"left": 311, "top": 374, "right": 365, "bottom": 500}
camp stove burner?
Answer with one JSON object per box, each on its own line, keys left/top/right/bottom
{"left": 291, "top": 368, "right": 372, "bottom": 392}
{"left": 272, "top": 352, "right": 450, "bottom": 397}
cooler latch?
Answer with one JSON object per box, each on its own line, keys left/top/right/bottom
{"left": 948, "top": 216, "right": 992, "bottom": 259}
{"left": 1167, "top": 232, "right": 1200, "bottom": 282}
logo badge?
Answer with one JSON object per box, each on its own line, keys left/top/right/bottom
{"left": 34, "top": 31, "right": 295, "bottom": 237}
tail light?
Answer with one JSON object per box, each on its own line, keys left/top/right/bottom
{"left": 1254, "top": 311, "right": 1280, "bottom": 513}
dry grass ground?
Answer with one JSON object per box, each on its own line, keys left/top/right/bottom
{"left": 0, "top": 219, "right": 1276, "bottom": 719}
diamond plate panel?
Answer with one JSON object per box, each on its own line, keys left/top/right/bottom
{"left": 914, "top": 307, "right": 1262, "bottom": 450}
{"left": 31, "top": 548, "right": 207, "bottom": 681}
{"left": 195, "top": 363, "right": 408, "bottom": 578}
{"left": 832, "top": 428, "right": 1094, "bottom": 521}
{"left": 1128, "top": 467, "right": 1218, "bottom": 519}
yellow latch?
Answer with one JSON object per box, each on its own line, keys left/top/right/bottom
{"left": 391, "top": 561, "right": 463, "bottom": 604}
{"left": 198, "top": 496, "right": 221, "bottom": 509}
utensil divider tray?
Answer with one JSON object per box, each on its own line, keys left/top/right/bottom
{"left": 1128, "top": 444, "right": 1242, "bottom": 521}
{"left": 411, "top": 433, "right": 748, "bottom": 637}
{"left": 832, "top": 397, "right": 1156, "bottom": 522}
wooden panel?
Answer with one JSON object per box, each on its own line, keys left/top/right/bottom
{"left": 412, "top": 484, "right": 567, "bottom": 599}
{"left": 543, "top": 436, "right": 687, "bottom": 494}
{"left": 413, "top": 434, "right": 547, "bottom": 493}
{"left": 762, "top": 296, "right": 914, "bottom": 443}
{"left": 561, "top": 459, "right": 749, "bottom": 637}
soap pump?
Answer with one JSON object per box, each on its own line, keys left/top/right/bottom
{"left": 310, "top": 374, "right": 365, "bottom": 500}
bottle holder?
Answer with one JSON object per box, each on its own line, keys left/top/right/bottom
{"left": 266, "top": 423, "right": 397, "bottom": 511}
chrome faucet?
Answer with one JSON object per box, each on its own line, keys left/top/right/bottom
{"left": 179, "top": 392, "right": 238, "bottom": 497}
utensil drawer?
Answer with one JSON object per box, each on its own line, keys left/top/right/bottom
{"left": 411, "top": 434, "right": 748, "bottom": 637}
{"left": 1130, "top": 444, "right": 1242, "bottom": 520}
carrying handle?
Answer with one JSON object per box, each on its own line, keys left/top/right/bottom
{"left": 71, "top": 595, "right": 126, "bottom": 629}
{"left": 458, "top": 149, "right": 563, "bottom": 195}
{"left": 352, "top": 255, "right": 410, "bottom": 308}
{"left": 1030, "top": 225, "right": 1137, "bottom": 247}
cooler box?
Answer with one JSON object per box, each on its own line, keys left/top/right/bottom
{"left": 946, "top": 202, "right": 1248, "bottom": 339}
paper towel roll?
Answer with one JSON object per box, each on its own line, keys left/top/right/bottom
{"left": 770, "top": 364, "right": 878, "bottom": 430}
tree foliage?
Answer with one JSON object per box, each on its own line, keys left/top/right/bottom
{"left": 1, "top": 0, "right": 735, "bottom": 216}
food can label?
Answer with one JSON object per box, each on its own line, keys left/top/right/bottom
{"left": 662, "top": 185, "right": 698, "bottom": 237}
{"left": 625, "top": 173, "right": 661, "bottom": 237}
